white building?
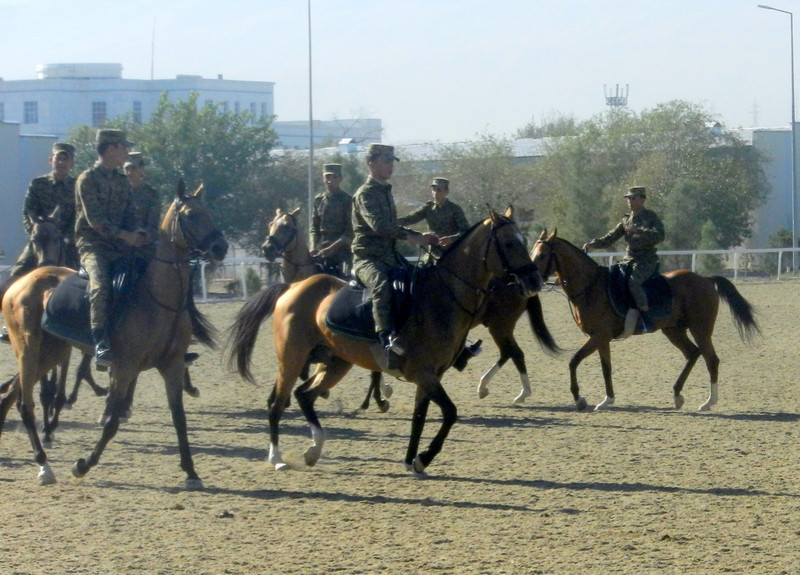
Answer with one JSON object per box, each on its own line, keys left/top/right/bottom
{"left": 0, "top": 63, "right": 380, "bottom": 149}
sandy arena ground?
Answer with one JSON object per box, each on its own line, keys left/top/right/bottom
{"left": 0, "top": 280, "right": 798, "bottom": 574}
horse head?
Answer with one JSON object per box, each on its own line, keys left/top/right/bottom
{"left": 483, "top": 206, "right": 542, "bottom": 297}
{"left": 169, "top": 179, "right": 228, "bottom": 263}
{"left": 30, "top": 206, "right": 65, "bottom": 267}
{"left": 262, "top": 207, "right": 301, "bottom": 261}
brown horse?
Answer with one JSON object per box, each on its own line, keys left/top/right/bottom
{"left": 530, "top": 230, "right": 760, "bottom": 411}
{"left": 227, "top": 207, "right": 541, "bottom": 477}
{"left": 261, "top": 207, "right": 391, "bottom": 411}
{"left": 1, "top": 180, "right": 227, "bottom": 486}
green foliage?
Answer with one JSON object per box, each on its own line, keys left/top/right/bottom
{"left": 515, "top": 113, "right": 583, "bottom": 139}
{"left": 244, "top": 266, "right": 262, "bottom": 294}
{"left": 531, "top": 100, "right": 770, "bottom": 249}
{"left": 696, "top": 220, "right": 724, "bottom": 275}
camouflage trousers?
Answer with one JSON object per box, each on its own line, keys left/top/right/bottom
{"left": 79, "top": 248, "right": 124, "bottom": 333}
{"left": 353, "top": 258, "right": 402, "bottom": 334}
{"left": 622, "top": 255, "right": 659, "bottom": 310}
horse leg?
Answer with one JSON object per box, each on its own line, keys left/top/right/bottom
{"left": 294, "top": 356, "right": 352, "bottom": 467}
{"left": 360, "top": 372, "right": 389, "bottom": 412}
{"left": 67, "top": 353, "right": 107, "bottom": 407}
{"left": 183, "top": 368, "right": 200, "bottom": 398}
{"left": 689, "top": 328, "right": 720, "bottom": 412}
{"left": 661, "top": 327, "right": 701, "bottom": 410}
{"left": 498, "top": 333, "right": 530, "bottom": 404}
{"left": 19, "top": 362, "right": 55, "bottom": 485}
{"left": 568, "top": 339, "right": 600, "bottom": 411}
{"left": 73, "top": 378, "right": 130, "bottom": 480}
{"left": 405, "top": 379, "right": 457, "bottom": 477}
{"left": 593, "top": 342, "right": 615, "bottom": 411}
{"left": 39, "top": 371, "right": 56, "bottom": 439}
{"left": 0, "top": 376, "right": 20, "bottom": 441}
{"left": 42, "top": 362, "right": 70, "bottom": 445}
{"left": 161, "top": 363, "right": 202, "bottom": 489}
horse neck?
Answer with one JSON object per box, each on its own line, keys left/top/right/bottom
{"left": 281, "top": 234, "right": 317, "bottom": 283}
{"left": 554, "top": 240, "right": 600, "bottom": 299}
{"left": 435, "top": 227, "right": 496, "bottom": 313}
{"left": 148, "top": 221, "right": 192, "bottom": 307}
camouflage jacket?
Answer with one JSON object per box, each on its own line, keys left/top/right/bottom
{"left": 74, "top": 162, "right": 133, "bottom": 253}
{"left": 397, "top": 198, "right": 470, "bottom": 237}
{"left": 124, "top": 181, "right": 162, "bottom": 257}
{"left": 22, "top": 173, "right": 77, "bottom": 240}
{"left": 590, "top": 207, "right": 665, "bottom": 263}
{"left": 310, "top": 188, "right": 353, "bottom": 250}
{"left": 352, "top": 177, "right": 419, "bottom": 265}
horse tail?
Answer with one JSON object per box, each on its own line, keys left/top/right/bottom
{"left": 187, "top": 283, "right": 218, "bottom": 350}
{"left": 526, "top": 295, "right": 562, "bottom": 356}
{"left": 225, "top": 283, "right": 291, "bottom": 383}
{"left": 711, "top": 276, "right": 761, "bottom": 344}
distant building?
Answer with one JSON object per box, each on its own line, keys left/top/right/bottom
{"left": 0, "top": 63, "right": 381, "bottom": 148}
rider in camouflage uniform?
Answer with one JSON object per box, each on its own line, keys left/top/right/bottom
{"left": 75, "top": 129, "right": 149, "bottom": 368}
{"left": 351, "top": 144, "right": 437, "bottom": 368}
{"left": 397, "top": 176, "right": 470, "bottom": 264}
{"left": 122, "top": 152, "right": 161, "bottom": 262}
{"left": 310, "top": 163, "right": 353, "bottom": 276}
{"left": 9, "top": 142, "right": 80, "bottom": 277}
{"left": 583, "top": 186, "right": 665, "bottom": 326}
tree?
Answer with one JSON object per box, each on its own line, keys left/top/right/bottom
{"left": 515, "top": 112, "right": 583, "bottom": 139}
{"left": 530, "top": 100, "right": 770, "bottom": 250}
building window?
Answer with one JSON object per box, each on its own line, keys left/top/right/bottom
{"left": 24, "top": 101, "right": 38, "bottom": 124}
{"left": 261, "top": 103, "right": 267, "bottom": 118}
{"left": 133, "top": 101, "right": 142, "bottom": 124}
{"left": 92, "top": 101, "right": 107, "bottom": 127}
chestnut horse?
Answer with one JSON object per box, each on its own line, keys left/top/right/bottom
{"left": 227, "top": 207, "right": 542, "bottom": 477}
{"left": 1, "top": 181, "right": 227, "bottom": 487}
{"left": 530, "top": 230, "right": 759, "bottom": 411}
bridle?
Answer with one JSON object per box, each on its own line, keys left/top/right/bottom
{"left": 31, "top": 218, "right": 65, "bottom": 268}
{"left": 160, "top": 198, "right": 224, "bottom": 264}
{"left": 263, "top": 213, "right": 316, "bottom": 269}
{"left": 533, "top": 238, "right": 600, "bottom": 302}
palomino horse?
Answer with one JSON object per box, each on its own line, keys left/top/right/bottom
{"left": 530, "top": 230, "right": 760, "bottom": 411}
{"left": 0, "top": 210, "right": 106, "bottom": 445}
{"left": 262, "top": 207, "right": 391, "bottom": 412}
{"left": 227, "top": 207, "right": 541, "bottom": 477}
{"left": 1, "top": 180, "right": 227, "bottom": 486}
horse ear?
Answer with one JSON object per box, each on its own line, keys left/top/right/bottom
{"left": 290, "top": 206, "right": 302, "bottom": 217}
{"left": 193, "top": 183, "right": 205, "bottom": 198}
{"left": 538, "top": 229, "right": 548, "bottom": 241}
{"left": 547, "top": 228, "right": 558, "bottom": 241}
{"left": 487, "top": 207, "right": 500, "bottom": 226}
{"left": 177, "top": 178, "right": 187, "bottom": 200}
{"left": 504, "top": 205, "right": 514, "bottom": 219}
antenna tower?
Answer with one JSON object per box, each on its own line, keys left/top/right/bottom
{"left": 604, "top": 83, "right": 629, "bottom": 108}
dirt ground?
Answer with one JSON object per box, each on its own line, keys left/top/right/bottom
{"left": 0, "top": 280, "right": 798, "bottom": 574}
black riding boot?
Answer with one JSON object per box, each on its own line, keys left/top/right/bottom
{"left": 628, "top": 282, "right": 652, "bottom": 333}
{"left": 378, "top": 330, "right": 401, "bottom": 371}
{"left": 92, "top": 328, "right": 113, "bottom": 370}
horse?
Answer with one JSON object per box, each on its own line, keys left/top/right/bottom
{"left": 264, "top": 207, "right": 559, "bottom": 410}
{"left": 227, "top": 206, "right": 542, "bottom": 477}
{"left": 530, "top": 230, "right": 760, "bottom": 411}
{"left": 0, "top": 180, "right": 228, "bottom": 486}
{"left": 0, "top": 210, "right": 107, "bottom": 445}
{"left": 262, "top": 207, "right": 391, "bottom": 412}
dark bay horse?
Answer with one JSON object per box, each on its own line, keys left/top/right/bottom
{"left": 1, "top": 181, "right": 227, "bottom": 486}
{"left": 530, "top": 230, "right": 760, "bottom": 411}
{"left": 262, "top": 207, "right": 391, "bottom": 412}
{"left": 227, "top": 207, "right": 541, "bottom": 477}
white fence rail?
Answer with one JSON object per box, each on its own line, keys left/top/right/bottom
{"left": 3, "top": 247, "right": 799, "bottom": 304}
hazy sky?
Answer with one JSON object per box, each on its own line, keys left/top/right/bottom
{"left": 1, "top": 0, "right": 798, "bottom": 143}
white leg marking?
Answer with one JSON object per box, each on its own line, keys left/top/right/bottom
{"left": 699, "top": 383, "right": 718, "bottom": 411}
{"left": 304, "top": 425, "right": 326, "bottom": 467}
{"left": 513, "top": 373, "right": 532, "bottom": 404}
{"left": 269, "top": 443, "right": 289, "bottom": 471}
{"left": 478, "top": 363, "right": 501, "bottom": 399}
{"left": 38, "top": 462, "right": 56, "bottom": 485}
{"left": 379, "top": 376, "right": 393, "bottom": 399}
{"left": 594, "top": 396, "right": 615, "bottom": 411}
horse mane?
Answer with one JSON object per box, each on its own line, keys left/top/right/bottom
{"left": 186, "top": 275, "right": 217, "bottom": 350}
{"left": 436, "top": 215, "right": 506, "bottom": 261}
{"left": 553, "top": 234, "right": 599, "bottom": 267}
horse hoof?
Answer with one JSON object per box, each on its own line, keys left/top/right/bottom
{"left": 513, "top": 390, "right": 531, "bottom": 404}
{"left": 594, "top": 396, "right": 615, "bottom": 411}
{"left": 698, "top": 402, "right": 713, "bottom": 412}
{"left": 274, "top": 462, "right": 290, "bottom": 472}
{"left": 98, "top": 413, "right": 109, "bottom": 426}
{"left": 381, "top": 384, "right": 393, "bottom": 399}
{"left": 185, "top": 387, "right": 200, "bottom": 398}
{"left": 185, "top": 478, "right": 204, "bottom": 490}
{"left": 319, "top": 390, "right": 330, "bottom": 400}
{"left": 38, "top": 464, "right": 56, "bottom": 485}
{"left": 378, "top": 400, "right": 390, "bottom": 413}
{"left": 477, "top": 385, "right": 489, "bottom": 399}
{"left": 674, "top": 394, "right": 685, "bottom": 410}
{"left": 72, "top": 459, "right": 88, "bottom": 479}
{"left": 576, "top": 397, "right": 588, "bottom": 411}
{"left": 304, "top": 445, "right": 322, "bottom": 467}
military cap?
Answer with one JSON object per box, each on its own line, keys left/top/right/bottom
{"left": 323, "top": 163, "right": 342, "bottom": 177}
{"left": 625, "top": 186, "right": 647, "bottom": 198}
{"left": 431, "top": 177, "right": 449, "bottom": 190}
{"left": 51, "top": 142, "right": 76, "bottom": 158}
{"left": 124, "top": 151, "right": 147, "bottom": 167}
{"left": 366, "top": 143, "right": 399, "bottom": 162}
{"left": 96, "top": 129, "right": 134, "bottom": 147}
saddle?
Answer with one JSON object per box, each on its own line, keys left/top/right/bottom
{"left": 325, "top": 267, "right": 415, "bottom": 341}
{"left": 42, "top": 256, "right": 147, "bottom": 348}
{"left": 607, "top": 262, "right": 673, "bottom": 328}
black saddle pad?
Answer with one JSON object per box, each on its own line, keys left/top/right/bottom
{"left": 41, "top": 257, "right": 147, "bottom": 348}
{"left": 607, "top": 263, "right": 673, "bottom": 319}
{"left": 42, "top": 272, "right": 92, "bottom": 347}
{"left": 325, "top": 282, "right": 378, "bottom": 341}
{"left": 325, "top": 267, "right": 417, "bottom": 341}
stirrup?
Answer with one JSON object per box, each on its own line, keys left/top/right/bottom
{"left": 0, "top": 326, "right": 9, "bottom": 344}
{"left": 95, "top": 344, "right": 113, "bottom": 369}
